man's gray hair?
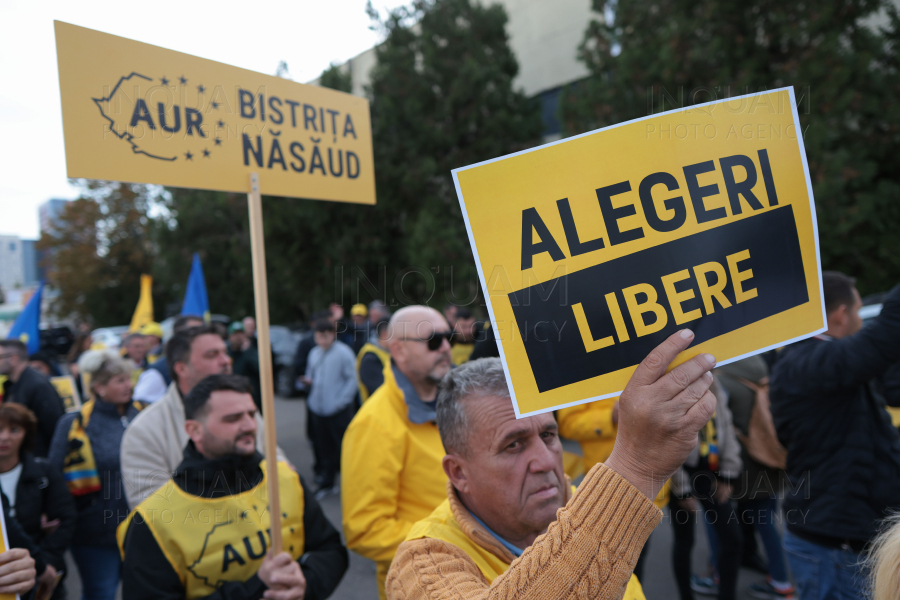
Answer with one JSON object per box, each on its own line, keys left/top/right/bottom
{"left": 436, "top": 358, "right": 510, "bottom": 455}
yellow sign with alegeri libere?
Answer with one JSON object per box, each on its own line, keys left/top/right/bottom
{"left": 55, "top": 21, "right": 375, "bottom": 203}
{"left": 454, "top": 88, "right": 825, "bottom": 417}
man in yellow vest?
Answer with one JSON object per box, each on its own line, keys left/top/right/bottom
{"left": 118, "top": 374, "right": 348, "bottom": 600}
{"left": 355, "top": 318, "right": 391, "bottom": 402}
{"left": 388, "top": 329, "right": 719, "bottom": 600}
{"left": 342, "top": 306, "right": 452, "bottom": 600}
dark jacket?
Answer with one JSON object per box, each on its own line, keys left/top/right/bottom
{"left": 2, "top": 488, "right": 46, "bottom": 576}
{"left": 47, "top": 399, "right": 143, "bottom": 547}
{"left": 2, "top": 367, "right": 65, "bottom": 457}
{"left": 9, "top": 453, "right": 76, "bottom": 570}
{"left": 230, "top": 346, "right": 261, "bottom": 408}
{"left": 358, "top": 351, "right": 386, "bottom": 398}
{"left": 291, "top": 334, "right": 316, "bottom": 385}
{"left": 121, "top": 443, "right": 348, "bottom": 600}
{"left": 770, "top": 283, "right": 900, "bottom": 543}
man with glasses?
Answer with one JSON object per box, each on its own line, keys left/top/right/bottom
{"left": 341, "top": 306, "right": 453, "bottom": 600}
{"left": 0, "top": 340, "right": 64, "bottom": 457}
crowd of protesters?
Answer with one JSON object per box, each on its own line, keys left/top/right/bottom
{"left": 0, "top": 269, "right": 896, "bottom": 600}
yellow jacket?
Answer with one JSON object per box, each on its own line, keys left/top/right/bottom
{"left": 341, "top": 368, "right": 447, "bottom": 600}
{"left": 558, "top": 399, "right": 669, "bottom": 508}
{"left": 558, "top": 398, "right": 618, "bottom": 470}
{"left": 387, "top": 464, "right": 659, "bottom": 600}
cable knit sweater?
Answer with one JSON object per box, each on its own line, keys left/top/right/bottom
{"left": 386, "top": 463, "right": 661, "bottom": 600}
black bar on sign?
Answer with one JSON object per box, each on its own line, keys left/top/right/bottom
{"left": 508, "top": 205, "right": 809, "bottom": 393}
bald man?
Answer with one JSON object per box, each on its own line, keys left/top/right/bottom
{"left": 341, "top": 306, "right": 453, "bottom": 600}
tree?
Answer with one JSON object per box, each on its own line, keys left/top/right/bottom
{"left": 153, "top": 189, "right": 257, "bottom": 320}
{"left": 361, "top": 0, "right": 543, "bottom": 307}
{"left": 319, "top": 64, "right": 352, "bottom": 93}
{"left": 37, "top": 182, "right": 162, "bottom": 326}
{"left": 562, "top": 0, "right": 900, "bottom": 295}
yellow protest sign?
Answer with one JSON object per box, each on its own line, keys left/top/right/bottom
{"left": 454, "top": 88, "right": 825, "bottom": 417}
{"left": 55, "top": 21, "right": 375, "bottom": 203}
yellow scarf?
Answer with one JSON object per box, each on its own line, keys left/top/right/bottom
{"left": 64, "top": 399, "right": 145, "bottom": 496}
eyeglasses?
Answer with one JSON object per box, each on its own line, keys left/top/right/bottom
{"left": 398, "top": 331, "right": 453, "bottom": 351}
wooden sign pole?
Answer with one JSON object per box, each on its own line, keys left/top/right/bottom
{"left": 247, "top": 172, "right": 282, "bottom": 554}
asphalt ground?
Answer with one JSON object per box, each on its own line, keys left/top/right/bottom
{"left": 63, "top": 394, "right": 775, "bottom": 599}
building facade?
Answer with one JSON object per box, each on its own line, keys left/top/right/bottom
{"left": 39, "top": 199, "right": 68, "bottom": 235}
{"left": 0, "top": 235, "right": 25, "bottom": 292}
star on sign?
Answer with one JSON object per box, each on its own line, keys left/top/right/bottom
{"left": 214, "top": 138, "right": 222, "bottom": 146}
{"left": 203, "top": 149, "right": 210, "bottom": 158}
{"left": 217, "top": 120, "right": 225, "bottom": 128}
{"left": 185, "top": 151, "right": 193, "bottom": 160}
{"left": 160, "top": 76, "right": 170, "bottom": 85}
{"left": 198, "top": 84, "right": 206, "bottom": 94}
{"left": 211, "top": 101, "right": 220, "bottom": 110}
{"left": 179, "top": 75, "right": 188, "bottom": 85}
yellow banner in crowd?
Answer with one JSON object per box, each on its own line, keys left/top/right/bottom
{"left": 50, "top": 376, "right": 83, "bottom": 413}
{"left": 55, "top": 21, "right": 375, "bottom": 203}
{"left": 454, "top": 88, "right": 825, "bottom": 417}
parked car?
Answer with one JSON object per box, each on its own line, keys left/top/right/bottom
{"left": 90, "top": 325, "right": 129, "bottom": 350}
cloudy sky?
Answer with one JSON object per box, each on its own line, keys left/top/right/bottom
{"left": 0, "top": 0, "right": 407, "bottom": 239}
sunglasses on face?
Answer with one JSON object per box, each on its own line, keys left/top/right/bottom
{"left": 399, "top": 331, "right": 454, "bottom": 351}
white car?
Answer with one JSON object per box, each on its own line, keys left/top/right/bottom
{"left": 90, "top": 326, "right": 129, "bottom": 350}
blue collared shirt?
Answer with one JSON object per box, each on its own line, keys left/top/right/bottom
{"left": 392, "top": 365, "right": 437, "bottom": 424}
{"left": 469, "top": 511, "right": 524, "bottom": 557}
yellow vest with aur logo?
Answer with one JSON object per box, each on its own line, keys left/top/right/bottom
{"left": 407, "top": 499, "right": 646, "bottom": 599}
{"left": 117, "top": 460, "right": 305, "bottom": 599}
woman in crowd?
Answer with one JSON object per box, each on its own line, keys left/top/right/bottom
{"left": 49, "top": 350, "right": 145, "bottom": 600}
{"left": 870, "top": 515, "right": 900, "bottom": 600}
{"left": 0, "top": 403, "right": 76, "bottom": 599}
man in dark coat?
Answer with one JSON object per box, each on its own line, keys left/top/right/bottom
{"left": 0, "top": 340, "right": 64, "bottom": 457}
{"left": 770, "top": 272, "right": 900, "bottom": 600}
{"left": 119, "top": 374, "right": 348, "bottom": 600}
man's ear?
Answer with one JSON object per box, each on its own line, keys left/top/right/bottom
{"left": 388, "top": 338, "right": 405, "bottom": 362}
{"left": 828, "top": 304, "right": 848, "bottom": 331}
{"left": 184, "top": 419, "right": 202, "bottom": 446}
{"left": 443, "top": 454, "right": 469, "bottom": 494}
{"left": 173, "top": 361, "right": 188, "bottom": 382}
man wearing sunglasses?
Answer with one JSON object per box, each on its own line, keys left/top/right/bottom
{"left": 341, "top": 305, "right": 454, "bottom": 600}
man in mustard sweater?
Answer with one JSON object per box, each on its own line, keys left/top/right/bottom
{"left": 388, "top": 329, "right": 718, "bottom": 600}
{"left": 342, "top": 306, "right": 454, "bottom": 599}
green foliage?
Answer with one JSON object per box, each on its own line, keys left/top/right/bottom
{"left": 562, "top": 0, "right": 900, "bottom": 295}
{"left": 319, "top": 63, "right": 353, "bottom": 93}
{"left": 37, "top": 182, "right": 164, "bottom": 326}
{"left": 364, "top": 0, "right": 543, "bottom": 307}
{"left": 152, "top": 189, "right": 256, "bottom": 320}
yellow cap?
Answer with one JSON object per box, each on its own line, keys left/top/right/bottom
{"left": 350, "top": 304, "right": 368, "bottom": 317}
{"left": 140, "top": 322, "right": 163, "bottom": 339}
